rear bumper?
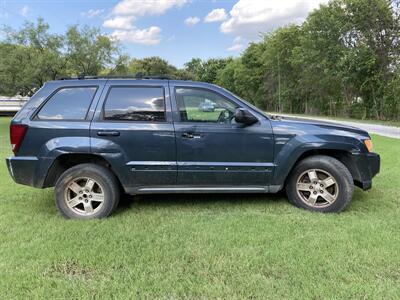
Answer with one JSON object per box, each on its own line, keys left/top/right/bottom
{"left": 6, "top": 156, "right": 42, "bottom": 188}
{"left": 351, "top": 152, "right": 380, "bottom": 190}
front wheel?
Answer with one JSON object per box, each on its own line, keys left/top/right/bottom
{"left": 286, "top": 155, "right": 354, "bottom": 213}
{"left": 55, "top": 163, "right": 120, "bottom": 219}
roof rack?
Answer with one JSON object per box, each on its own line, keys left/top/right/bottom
{"left": 56, "top": 73, "right": 171, "bottom": 81}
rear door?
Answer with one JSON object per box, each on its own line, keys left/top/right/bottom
{"left": 90, "top": 80, "right": 176, "bottom": 190}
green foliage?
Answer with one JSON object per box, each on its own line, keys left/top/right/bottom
{"left": 1, "top": 18, "right": 66, "bottom": 95}
{"left": 383, "top": 68, "right": 400, "bottom": 119}
{"left": 0, "top": 19, "right": 119, "bottom": 95}
{"left": 216, "top": 0, "right": 399, "bottom": 120}
{"left": 184, "top": 57, "right": 233, "bottom": 83}
{"left": 128, "top": 56, "right": 178, "bottom": 77}
{"left": 65, "top": 25, "right": 117, "bottom": 75}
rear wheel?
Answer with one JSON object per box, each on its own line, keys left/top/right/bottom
{"left": 55, "top": 163, "right": 120, "bottom": 219}
{"left": 286, "top": 155, "right": 353, "bottom": 213}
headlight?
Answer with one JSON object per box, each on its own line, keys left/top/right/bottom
{"left": 364, "top": 139, "right": 373, "bottom": 152}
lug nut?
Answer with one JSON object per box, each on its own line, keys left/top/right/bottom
{"left": 314, "top": 181, "right": 318, "bottom": 184}
{"left": 320, "top": 190, "right": 324, "bottom": 193}
{"left": 79, "top": 191, "right": 83, "bottom": 194}
{"left": 320, "top": 184, "right": 323, "bottom": 187}
{"left": 79, "top": 197, "right": 82, "bottom": 200}
{"left": 313, "top": 191, "right": 317, "bottom": 195}
{"left": 309, "top": 186, "right": 313, "bottom": 189}
{"left": 89, "top": 195, "right": 92, "bottom": 198}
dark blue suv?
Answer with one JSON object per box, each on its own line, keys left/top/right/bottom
{"left": 6, "top": 77, "right": 380, "bottom": 218}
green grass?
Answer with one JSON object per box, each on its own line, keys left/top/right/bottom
{"left": 269, "top": 112, "right": 400, "bottom": 127}
{"left": 0, "top": 117, "right": 399, "bottom": 299}
{"left": 185, "top": 107, "right": 226, "bottom": 122}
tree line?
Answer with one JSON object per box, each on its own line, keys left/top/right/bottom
{"left": 1, "top": 0, "right": 399, "bottom": 121}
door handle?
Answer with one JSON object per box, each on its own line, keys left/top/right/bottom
{"left": 182, "top": 132, "right": 203, "bottom": 139}
{"left": 97, "top": 131, "right": 120, "bottom": 137}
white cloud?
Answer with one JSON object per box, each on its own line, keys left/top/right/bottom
{"left": 227, "top": 43, "right": 243, "bottom": 52}
{"left": 103, "top": 16, "right": 134, "bottom": 30}
{"left": 227, "top": 36, "right": 245, "bottom": 52}
{"left": 204, "top": 8, "right": 227, "bottom": 23}
{"left": 167, "top": 35, "right": 176, "bottom": 42}
{"left": 185, "top": 17, "right": 200, "bottom": 26}
{"left": 110, "top": 26, "right": 162, "bottom": 45}
{"left": 233, "top": 36, "right": 244, "bottom": 44}
{"left": 81, "top": 9, "right": 105, "bottom": 18}
{"left": 19, "top": 5, "right": 29, "bottom": 17}
{"left": 112, "top": 0, "right": 187, "bottom": 17}
{"left": 220, "top": 0, "right": 327, "bottom": 38}
{"left": 104, "top": 0, "right": 188, "bottom": 45}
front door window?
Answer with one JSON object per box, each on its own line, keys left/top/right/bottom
{"left": 175, "top": 87, "right": 238, "bottom": 124}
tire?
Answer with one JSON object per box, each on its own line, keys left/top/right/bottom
{"left": 286, "top": 155, "right": 354, "bottom": 213}
{"left": 55, "top": 163, "right": 120, "bottom": 219}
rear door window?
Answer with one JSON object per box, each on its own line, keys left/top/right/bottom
{"left": 103, "top": 86, "right": 166, "bottom": 122}
{"left": 36, "top": 87, "right": 97, "bottom": 120}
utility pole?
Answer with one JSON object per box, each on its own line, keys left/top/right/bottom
{"left": 277, "top": 52, "right": 282, "bottom": 113}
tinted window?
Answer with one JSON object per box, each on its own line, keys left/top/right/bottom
{"left": 104, "top": 87, "right": 165, "bottom": 122}
{"left": 37, "top": 87, "right": 97, "bottom": 120}
{"left": 175, "top": 87, "right": 238, "bottom": 123}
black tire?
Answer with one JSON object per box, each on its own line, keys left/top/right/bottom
{"left": 286, "top": 155, "right": 354, "bottom": 213}
{"left": 55, "top": 163, "right": 120, "bottom": 219}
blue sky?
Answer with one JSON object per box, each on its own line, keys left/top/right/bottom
{"left": 0, "top": 0, "right": 327, "bottom": 67}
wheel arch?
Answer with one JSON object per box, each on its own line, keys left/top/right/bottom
{"left": 43, "top": 153, "right": 125, "bottom": 192}
{"left": 273, "top": 141, "right": 362, "bottom": 189}
{"left": 280, "top": 149, "right": 361, "bottom": 188}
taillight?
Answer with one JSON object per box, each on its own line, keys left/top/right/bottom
{"left": 10, "top": 124, "right": 27, "bottom": 155}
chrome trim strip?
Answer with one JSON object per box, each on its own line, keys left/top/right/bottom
{"left": 8, "top": 156, "right": 38, "bottom": 161}
{"left": 178, "top": 161, "right": 274, "bottom": 167}
{"left": 127, "top": 161, "right": 274, "bottom": 167}
{"left": 127, "top": 161, "right": 176, "bottom": 166}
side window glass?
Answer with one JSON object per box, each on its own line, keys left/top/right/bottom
{"left": 104, "top": 87, "right": 165, "bottom": 122}
{"left": 175, "top": 87, "right": 238, "bottom": 124}
{"left": 37, "top": 87, "right": 97, "bottom": 120}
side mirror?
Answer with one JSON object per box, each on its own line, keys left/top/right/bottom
{"left": 234, "top": 108, "right": 258, "bottom": 125}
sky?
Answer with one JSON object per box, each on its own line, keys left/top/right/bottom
{"left": 0, "top": 0, "right": 327, "bottom": 67}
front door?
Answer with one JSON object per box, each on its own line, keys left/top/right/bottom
{"left": 171, "top": 84, "right": 274, "bottom": 187}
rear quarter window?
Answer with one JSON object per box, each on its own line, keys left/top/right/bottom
{"left": 36, "top": 86, "right": 97, "bottom": 120}
{"left": 103, "top": 86, "right": 165, "bottom": 122}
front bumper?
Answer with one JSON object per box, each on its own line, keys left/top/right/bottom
{"left": 351, "top": 152, "right": 380, "bottom": 190}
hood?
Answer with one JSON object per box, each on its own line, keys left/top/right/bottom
{"left": 270, "top": 115, "right": 370, "bottom": 137}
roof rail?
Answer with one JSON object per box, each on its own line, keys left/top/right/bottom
{"left": 56, "top": 73, "right": 171, "bottom": 81}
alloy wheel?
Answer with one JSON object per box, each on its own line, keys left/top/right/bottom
{"left": 296, "top": 169, "right": 339, "bottom": 208}
{"left": 64, "top": 177, "right": 105, "bottom": 216}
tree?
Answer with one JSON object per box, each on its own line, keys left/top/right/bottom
{"left": 184, "top": 58, "right": 233, "bottom": 83}
{"left": 128, "top": 56, "right": 178, "bottom": 77}
{"left": 65, "top": 25, "right": 118, "bottom": 75}
{"left": 1, "top": 18, "right": 66, "bottom": 95}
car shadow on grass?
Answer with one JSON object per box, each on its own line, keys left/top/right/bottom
{"left": 114, "top": 191, "right": 288, "bottom": 215}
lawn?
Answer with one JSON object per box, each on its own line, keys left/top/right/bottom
{"left": 0, "top": 117, "right": 399, "bottom": 299}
